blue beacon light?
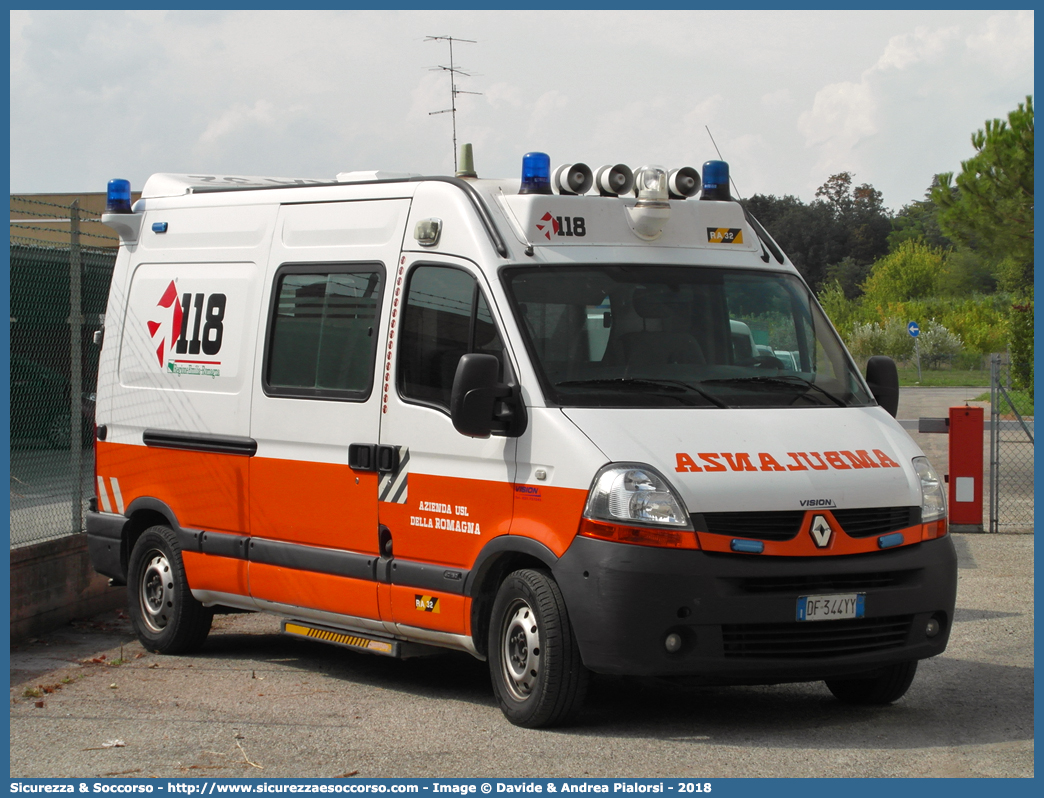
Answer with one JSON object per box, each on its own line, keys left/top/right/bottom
{"left": 106, "top": 179, "right": 132, "bottom": 213}
{"left": 519, "top": 152, "right": 553, "bottom": 195}
{"left": 700, "top": 161, "right": 731, "bottom": 201}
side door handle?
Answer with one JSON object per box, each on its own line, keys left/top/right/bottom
{"left": 348, "top": 443, "right": 377, "bottom": 471}
{"left": 348, "top": 443, "right": 400, "bottom": 473}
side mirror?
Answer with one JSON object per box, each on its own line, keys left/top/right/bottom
{"left": 451, "top": 353, "right": 512, "bottom": 438}
{"left": 865, "top": 356, "right": 899, "bottom": 418}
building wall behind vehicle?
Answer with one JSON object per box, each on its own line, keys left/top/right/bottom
{"left": 10, "top": 535, "right": 124, "bottom": 641}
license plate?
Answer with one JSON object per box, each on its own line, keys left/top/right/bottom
{"left": 796, "top": 593, "right": 865, "bottom": 621}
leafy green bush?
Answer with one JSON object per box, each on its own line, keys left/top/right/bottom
{"left": 917, "top": 320, "right": 963, "bottom": 369}
{"left": 861, "top": 240, "right": 945, "bottom": 304}
{"left": 1008, "top": 301, "right": 1034, "bottom": 399}
{"left": 848, "top": 317, "right": 915, "bottom": 363}
{"left": 817, "top": 280, "right": 860, "bottom": 340}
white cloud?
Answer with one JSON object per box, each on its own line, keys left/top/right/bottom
{"left": 527, "top": 90, "right": 570, "bottom": 137}
{"left": 9, "top": 10, "right": 32, "bottom": 73}
{"left": 198, "top": 100, "right": 278, "bottom": 146}
{"left": 760, "top": 89, "right": 792, "bottom": 111}
{"left": 407, "top": 72, "right": 450, "bottom": 122}
{"left": 683, "top": 95, "right": 726, "bottom": 133}
{"left": 9, "top": 10, "right": 1034, "bottom": 209}
{"left": 123, "top": 10, "right": 168, "bottom": 25}
{"left": 483, "top": 81, "right": 525, "bottom": 110}
{"left": 966, "top": 10, "right": 1034, "bottom": 75}
{"left": 798, "top": 81, "right": 876, "bottom": 151}
{"left": 875, "top": 25, "right": 960, "bottom": 71}
{"left": 797, "top": 11, "right": 1033, "bottom": 203}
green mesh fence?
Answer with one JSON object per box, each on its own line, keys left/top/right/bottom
{"left": 10, "top": 197, "right": 116, "bottom": 548}
{"left": 989, "top": 354, "right": 1034, "bottom": 532}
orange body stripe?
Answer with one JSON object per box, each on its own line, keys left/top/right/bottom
{"left": 379, "top": 472, "right": 514, "bottom": 568}
{"left": 507, "top": 483, "right": 588, "bottom": 558}
{"left": 182, "top": 550, "right": 248, "bottom": 596}
{"left": 388, "top": 584, "right": 465, "bottom": 634}
{"left": 96, "top": 440, "right": 248, "bottom": 535}
{"left": 248, "top": 562, "right": 380, "bottom": 619}
{"left": 250, "top": 456, "right": 379, "bottom": 553}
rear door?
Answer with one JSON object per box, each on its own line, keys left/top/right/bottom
{"left": 248, "top": 199, "right": 408, "bottom": 627}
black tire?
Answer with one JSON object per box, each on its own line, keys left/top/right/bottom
{"left": 825, "top": 660, "right": 918, "bottom": 705}
{"left": 488, "top": 568, "right": 589, "bottom": 728}
{"left": 127, "top": 525, "right": 213, "bottom": 654}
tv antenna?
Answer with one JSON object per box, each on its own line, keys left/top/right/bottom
{"left": 426, "top": 35, "right": 480, "bottom": 172}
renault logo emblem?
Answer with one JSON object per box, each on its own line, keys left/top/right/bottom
{"left": 810, "top": 515, "right": 833, "bottom": 548}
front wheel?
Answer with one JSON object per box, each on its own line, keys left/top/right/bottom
{"left": 825, "top": 660, "right": 918, "bottom": 705}
{"left": 127, "top": 525, "right": 213, "bottom": 654}
{"left": 488, "top": 568, "right": 588, "bottom": 728}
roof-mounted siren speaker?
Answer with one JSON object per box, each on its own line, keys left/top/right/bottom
{"left": 700, "top": 160, "right": 731, "bottom": 201}
{"left": 594, "top": 164, "right": 634, "bottom": 197}
{"left": 552, "top": 163, "right": 593, "bottom": 195}
{"left": 668, "top": 167, "right": 701, "bottom": 199}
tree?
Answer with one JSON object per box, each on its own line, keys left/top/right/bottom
{"left": 1008, "top": 301, "right": 1033, "bottom": 398}
{"left": 824, "top": 256, "right": 872, "bottom": 300}
{"left": 888, "top": 178, "right": 954, "bottom": 251}
{"left": 743, "top": 193, "right": 842, "bottom": 290}
{"left": 743, "top": 172, "right": 891, "bottom": 293}
{"left": 861, "top": 240, "right": 944, "bottom": 305}
{"left": 937, "top": 249, "right": 997, "bottom": 297}
{"left": 815, "top": 172, "right": 893, "bottom": 267}
{"left": 931, "top": 96, "right": 1034, "bottom": 296}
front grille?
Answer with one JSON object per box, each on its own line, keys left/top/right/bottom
{"left": 698, "top": 506, "right": 921, "bottom": 542}
{"left": 722, "top": 615, "right": 912, "bottom": 659}
{"left": 701, "top": 511, "right": 804, "bottom": 541}
{"left": 731, "top": 570, "right": 916, "bottom": 595}
{"left": 831, "top": 506, "right": 920, "bottom": 538}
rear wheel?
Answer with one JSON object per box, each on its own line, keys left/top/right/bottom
{"left": 825, "top": 660, "right": 918, "bottom": 705}
{"left": 488, "top": 568, "right": 588, "bottom": 728}
{"left": 127, "top": 525, "right": 213, "bottom": 654}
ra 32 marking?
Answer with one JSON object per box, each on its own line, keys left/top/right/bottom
{"left": 536, "top": 213, "right": 587, "bottom": 240}
{"left": 415, "top": 595, "right": 440, "bottom": 613}
{"left": 707, "top": 227, "right": 743, "bottom": 244}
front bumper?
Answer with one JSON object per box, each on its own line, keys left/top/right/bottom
{"left": 552, "top": 534, "right": 958, "bottom": 682}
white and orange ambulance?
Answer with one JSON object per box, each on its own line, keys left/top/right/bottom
{"left": 88, "top": 153, "right": 957, "bottom": 728}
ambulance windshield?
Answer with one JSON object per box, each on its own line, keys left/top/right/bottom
{"left": 503, "top": 265, "right": 874, "bottom": 409}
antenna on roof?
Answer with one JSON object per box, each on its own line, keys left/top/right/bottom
{"left": 705, "top": 125, "right": 743, "bottom": 200}
{"left": 426, "top": 35, "right": 481, "bottom": 173}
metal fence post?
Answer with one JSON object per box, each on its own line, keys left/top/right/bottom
{"left": 69, "top": 201, "right": 83, "bottom": 535}
{"left": 989, "top": 354, "right": 999, "bottom": 534}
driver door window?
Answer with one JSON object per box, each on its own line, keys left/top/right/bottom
{"left": 398, "top": 264, "right": 505, "bottom": 410}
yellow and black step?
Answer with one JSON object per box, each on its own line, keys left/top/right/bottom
{"left": 281, "top": 621, "right": 398, "bottom": 657}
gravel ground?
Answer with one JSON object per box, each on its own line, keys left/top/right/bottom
{"left": 9, "top": 533, "right": 1033, "bottom": 779}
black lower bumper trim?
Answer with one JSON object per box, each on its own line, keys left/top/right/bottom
{"left": 552, "top": 534, "right": 958, "bottom": 681}
{"left": 86, "top": 511, "right": 127, "bottom": 584}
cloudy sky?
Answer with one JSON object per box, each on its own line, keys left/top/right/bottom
{"left": 9, "top": 9, "right": 1034, "bottom": 210}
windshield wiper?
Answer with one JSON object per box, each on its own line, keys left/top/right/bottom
{"left": 555, "top": 378, "right": 729, "bottom": 408}
{"left": 700, "top": 375, "right": 847, "bottom": 408}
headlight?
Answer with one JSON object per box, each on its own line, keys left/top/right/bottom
{"left": 913, "top": 456, "right": 946, "bottom": 523}
{"left": 584, "top": 464, "right": 691, "bottom": 528}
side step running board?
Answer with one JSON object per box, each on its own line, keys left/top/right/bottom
{"left": 281, "top": 620, "right": 441, "bottom": 659}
